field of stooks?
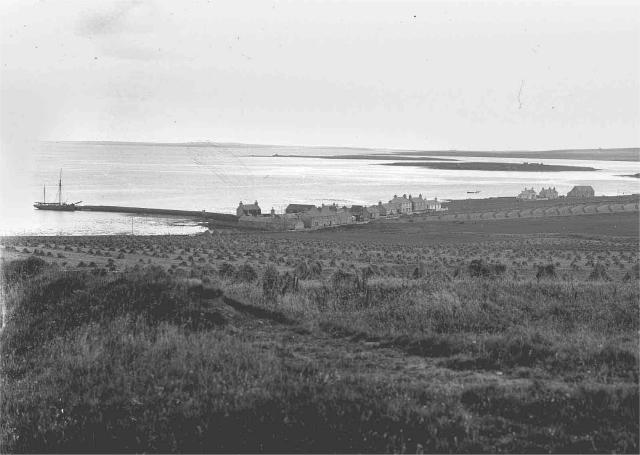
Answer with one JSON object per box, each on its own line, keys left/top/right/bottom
{"left": 1, "top": 228, "right": 639, "bottom": 453}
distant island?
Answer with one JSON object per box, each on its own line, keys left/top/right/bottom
{"left": 382, "top": 162, "right": 598, "bottom": 172}
{"left": 51, "top": 142, "right": 638, "bottom": 162}
{"left": 264, "top": 154, "right": 457, "bottom": 161}
{"left": 619, "top": 173, "right": 640, "bottom": 178}
{"left": 388, "top": 148, "right": 639, "bottom": 162}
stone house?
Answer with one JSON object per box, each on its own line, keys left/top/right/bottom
{"left": 538, "top": 187, "right": 559, "bottom": 199}
{"left": 367, "top": 204, "right": 381, "bottom": 219}
{"left": 350, "top": 205, "right": 370, "bottom": 222}
{"left": 517, "top": 188, "right": 537, "bottom": 200}
{"left": 409, "top": 194, "right": 429, "bottom": 213}
{"left": 388, "top": 194, "right": 412, "bottom": 214}
{"left": 376, "top": 201, "right": 388, "bottom": 217}
{"left": 567, "top": 185, "right": 595, "bottom": 198}
{"left": 334, "top": 205, "right": 353, "bottom": 225}
{"left": 237, "top": 201, "right": 261, "bottom": 217}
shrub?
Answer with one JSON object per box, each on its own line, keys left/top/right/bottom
{"left": 536, "top": 264, "right": 556, "bottom": 280}
{"left": 468, "top": 259, "right": 506, "bottom": 278}
{"left": 1, "top": 268, "right": 226, "bottom": 356}
{"left": 1, "top": 256, "right": 47, "bottom": 282}
{"left": 460, "top": 382, "right": 639, "bottom": 453}
{"left": 218, "top": 262, "right": 236, "bottom": 279}
{"left": 235, "top": 262, "right": 258, "bottom": 283}
{"left": 330, "top": 269, "right": 357, "bottom": 288}
{"left": 589, "top": 263, "right": 611, "bottom": 281}
{"left": 262, "top": 265, "right": 280, "bottom": 301}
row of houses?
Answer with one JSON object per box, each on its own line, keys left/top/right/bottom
{"left": 517, "top": 187, "right": 559, "bottom": 200}
{"left": 516, "top": 185, "right": 595, "bottom": 201}
{"left": 237, "top": 193, "right": 444, "bottom": 230}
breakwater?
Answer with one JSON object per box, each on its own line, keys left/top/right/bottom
{"left": 78, "top": 205, "right": 238, "bottom": 225}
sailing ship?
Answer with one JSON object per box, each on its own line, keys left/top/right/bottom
{"left": 33, "top": 170, "right": 82, "bottom": 211}
{"left": 466, "top": 190, "right": 481, "bottom": 194}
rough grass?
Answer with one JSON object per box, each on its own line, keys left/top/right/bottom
{"left": 224, "top": 275, "right": 638, "bottom": 382}
{"left": 1, "top": 241, "right": 639, "bottom": 452}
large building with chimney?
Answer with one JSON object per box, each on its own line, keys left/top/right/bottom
{"left": 387, "top": 194, "right": 412, "bottom": 215}
{"left": 538, "top": 187, "right": 559, "bottom": 199}
{"left": 237, "top": 201, "right": 262, "bottom": 217}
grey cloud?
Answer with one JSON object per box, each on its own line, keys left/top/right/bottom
{"left": 76, "top": 1, "right": 154, "bottom": 38}
{"left": 76, "top": 1, "right": 162, "bottom": 61}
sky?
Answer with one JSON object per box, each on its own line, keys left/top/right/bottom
{"left": 1, "top": 0, "right": 639, "bottom": 152}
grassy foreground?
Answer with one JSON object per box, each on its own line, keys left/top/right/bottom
{"left": 1, "top": 226, "right": 639, "bottom": 453}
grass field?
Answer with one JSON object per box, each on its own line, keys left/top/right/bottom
{"left": 1, "top": 212, "right": 638, "bottom": 452}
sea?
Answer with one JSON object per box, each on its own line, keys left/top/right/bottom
{"left": 1, "top": 142, "right": 638, "bottom": 236}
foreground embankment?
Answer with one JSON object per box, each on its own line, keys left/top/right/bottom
{"left": 1, "top": 217, "right": 638, "bottom": 452}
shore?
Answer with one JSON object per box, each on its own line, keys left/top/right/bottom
{"left": 382, "top": 161, "right": 598, "bottom": 172}
{"left": 257, "top": 146, "right": 639, "bottom": 162}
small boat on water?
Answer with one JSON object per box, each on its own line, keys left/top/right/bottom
{"left": 34, "top": 170, "right": 82, "bottom": 211}
{"left": 467, "top": 190, "right": 481, "bottom": 194}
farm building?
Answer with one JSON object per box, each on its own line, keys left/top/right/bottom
{"left": 425, "top": 198, "right": 443, "bottom": 211}
{"left": 567, "top": 185, "right": 595, "bottom": 198}
{"left": 517, "top": 188, "right": 537, "bottom": 200}
{"left": 381, "top": 202, "right": 396, "bottom": 215}
{"left": 237, "top": 201, "right": 261, "bottom": 217}
{"left": 301, "top": 204, "right": 354, "bottom": 228}
{"left": 350, "top": 205, "right": 379, "bottom": 222}
{"left": 285, "top": 204, "right": 315, "bottom": 214}
{"left": 538, "top": 187, "right": 559, "bottom": 199}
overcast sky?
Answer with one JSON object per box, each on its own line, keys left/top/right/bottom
{"left": 1, "top": 0, "right": 638, "bottom": 150}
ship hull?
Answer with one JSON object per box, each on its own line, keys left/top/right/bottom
{"left": 33, "top": 203, "right": 78, "bottom": 211}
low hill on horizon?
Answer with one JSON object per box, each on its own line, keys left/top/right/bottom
{"left": 48, "top": 141, "right": 639, "bottom": 161}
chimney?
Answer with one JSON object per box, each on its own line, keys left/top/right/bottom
{"left": 254, "top": 200, "right": 258, "bottom": 206}
{"left": 270, "top": 207, "right": 275, "bottom": 216}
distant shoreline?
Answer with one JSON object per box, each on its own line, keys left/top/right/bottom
{"left": 253, "top": 154, "right": 458, "bottom": 161}
{"left": 381, "top": 162, "right": 598, "bottom": 172}
{"left": 47, "top": 141, "right": 639, "bottom": 161}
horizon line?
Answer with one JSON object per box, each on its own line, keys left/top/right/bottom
{"left": 44, "top": 140, "right": 640, "bottom": 154}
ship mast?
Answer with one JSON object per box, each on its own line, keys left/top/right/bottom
{"left": 58, "top": 169, "right": 62, "bottom": 205}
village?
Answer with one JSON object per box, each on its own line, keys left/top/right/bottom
{"left": 516, "top": 185, "right": 595, "bottom": 200}
{"left": 236, "top": 184, "right": 600, "bottom": 231}
{"left": 236, "top": 193, "right": 444, "bottom": 230}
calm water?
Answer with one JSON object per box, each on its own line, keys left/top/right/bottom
{"left": 1, "top": 142, "right": 638, "bottom": 236}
